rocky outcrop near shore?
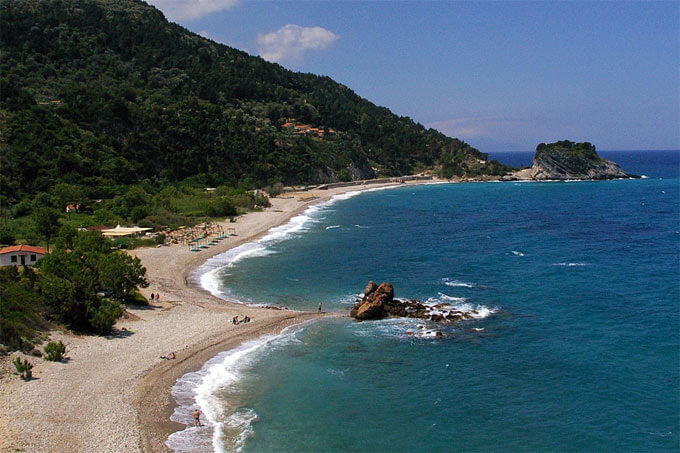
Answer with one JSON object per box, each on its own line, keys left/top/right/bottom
{"left": 349, "top": 281, "right": 480, "bottom": 322}
{"left": 505, "top": 140, "right": 639, "bottom": 181}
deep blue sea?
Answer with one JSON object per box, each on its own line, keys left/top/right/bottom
{"left": 168, "top": 151, "right": 679, "bottom": 452}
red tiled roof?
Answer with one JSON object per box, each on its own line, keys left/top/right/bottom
{"left": 0, "top": 245, "right": 49, "bottom": 255}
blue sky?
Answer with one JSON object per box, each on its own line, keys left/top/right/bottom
{"left": 148, "top": 1, "right": 679, "bottom": 152}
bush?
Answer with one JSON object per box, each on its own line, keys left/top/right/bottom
{"left": 10, "top": 199, "right": 33, "bottom": 218}
{"left": 0, "top": 225, "right": 16, "bottom": 245}
{"left": 43, "top": 340, "right": 66, "bottom": 361}
{"left": 130, "top": 205, "right": 150, "bottom": 223}
{"left": 207, "top": 197, "right": 236, "bottom": 217}
{"left": 88, "top": 298, "right": 123, "bottom": 334}
{"left": 266, "top": 183, "right": 284, "bottom": 197}
{"left": 12, "top": 357, "right": 33, "bottom": 380}
{"left": 93, "top": 208, "right": 118, "bottom": 225}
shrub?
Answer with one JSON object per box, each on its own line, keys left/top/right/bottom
{"left": 10, "top": 199, "right": 33, "bottom": 218}
{"left": 12, "top": 357, "right": 33, "bottom": 380}
{"left": 43, "top": 340, "right": 66, "bottom": 361}
{"left": 88, "top": 298, "right": 123, "bottom": 334}
{"left": 0, "top": 225, "right": 16, "bottom": 245}
{"left": 207, "top": 198, "right": 236, "bottom": 217}
{"left": 93, "top": 208, "right": 118, "bottom": 225}
{"left": 130, "top": 205, "right": 150, "bottom": 223}
{"left": 266, "top": 183, "right": 284, "bottom": 197}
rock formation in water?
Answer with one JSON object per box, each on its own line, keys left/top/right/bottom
{"left": 506, "top": 140, "right": 639, "bottom": 181}
{"left": 349, "top": 281, "right": 478, "bottom": 322}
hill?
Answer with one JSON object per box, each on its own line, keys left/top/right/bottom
{"left": 509, "top": 140, "right": 639, "bottom": 180}
{"left": 0, "top": 0, "right": 510, "bottom": 205}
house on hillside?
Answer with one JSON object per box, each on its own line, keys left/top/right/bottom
{"left": 0, "top": 245, "right": 49, "bottom": 267}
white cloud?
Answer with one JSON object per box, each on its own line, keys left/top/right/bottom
{"left": 147, "top": 0, "right": 239, "bottom": 21}
{"left": 198, "top": 30, "right": 211, "bottom": 39}
{"left": 257, "top": 24, "right": 339, "bottom": 65}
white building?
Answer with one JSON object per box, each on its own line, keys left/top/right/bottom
{"left": 0, "top": 245, "right": 49, "bottom": 266}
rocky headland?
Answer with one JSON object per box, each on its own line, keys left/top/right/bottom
{"left": 506, "top": 140, "right": 639, "bottom": 181}
{"left": 349, "top": 281, "right": 481, "bottom": 322}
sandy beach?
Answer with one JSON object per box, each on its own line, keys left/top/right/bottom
{"left": 0, "top": 180, "right": 426, "bottom": 453}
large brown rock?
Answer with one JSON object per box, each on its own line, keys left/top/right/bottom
{"left": 349, "top": 281, "right": 494, "bottom": 324}
{"left": 364, "top": 281, "right": 378, "bottom": 296}
{"left": 350, "top": 282, "right": 394, "bottom": 321}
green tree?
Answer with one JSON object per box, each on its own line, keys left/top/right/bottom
{"left": 73, "top": 230, "right": 111, "bottom": 254}
{"left": 0, "top": 269, "right": 42, "bottom": 350}
{"left": 55, "top": 223, "right": 78, "bottom": 250}
{"left": 0, "top": 224, "right": 15, "bottom": 245}
{"left": 51, "top": 183, "right": 84, "bottom": 212}
{"left": 98, "top": 252, "right": 148, "bottom": 301}
{"left": 207, "top": 197, "right": 237, "bottom": 217}
{"left": 88, "top": 298, "right": 123, "bottom": 334}
{"left": 32, "top": 207, "right": 60, "bottom": 250}
{"left": 130, "top": 205, "right": 149, "bottom": 223}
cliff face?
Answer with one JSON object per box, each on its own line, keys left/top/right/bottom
{"left": 509, "top": 141, "right": 638, "bottom": 180}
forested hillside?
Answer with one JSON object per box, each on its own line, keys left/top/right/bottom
{"left": 0, "top": 0, "right": 509, "bottom": 205}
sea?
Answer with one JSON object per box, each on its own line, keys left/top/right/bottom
{"left": 167, "top": 151, "right": 679, "bottom": 452}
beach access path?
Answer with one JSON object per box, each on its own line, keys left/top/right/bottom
{"left": 0, "top": 180, "right": 427, "bottom": 453}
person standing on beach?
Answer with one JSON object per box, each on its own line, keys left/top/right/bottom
{"left": 318, "top": 303, "right": 322, "bottom": 313}
{"left": 193, "top": 409, "right": 201, "bottom": 427}
{"left": 150, "top": 293, "right": 154, "bottom": 303}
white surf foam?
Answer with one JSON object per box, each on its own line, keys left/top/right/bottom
{"left": 511, "top": 250, "right": 525, "bottom": 257}
{"left": 196, "top": 190, "right": 360, "bottom": 302}
{"left": 442, "top": 278, "right": 476, "bottom": 288}
{"left": 336, "top": 293, "right": 364, "bottom": 306}
{"left": 325, "top": 225, "right": 341, "bottom": 230}
{"left": 166, "top": 325, "right": 304, "bottom": 453}
{"left": 424, "top": 293, "right": 499, "bottom": 320}
{"left": 552, "top": 262, "right": 589, "bottom": 267}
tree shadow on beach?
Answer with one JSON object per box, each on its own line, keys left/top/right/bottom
{"left": 126, "top": 303, "right": 163, "bottom": 311}
{"left": 105, "top": 328, "right": 135, "bottom": 340}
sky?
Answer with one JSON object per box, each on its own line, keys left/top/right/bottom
{"left": 147, "top": 0, "right": 679, "bottom": 152}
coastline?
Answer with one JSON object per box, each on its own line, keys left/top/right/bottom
{"left": 0, "top": 179, "right": 432, "bottom": 453}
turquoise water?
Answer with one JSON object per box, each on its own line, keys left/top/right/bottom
{"left": 173, "top": 151, "right": 679, "bottom": 452}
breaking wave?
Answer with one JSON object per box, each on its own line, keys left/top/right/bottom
{"left": 166, "top": 325, "right": 305, "bottom": 453}
{"left": 442, "top": 278, "right": 476, "bottom": 288}
{"left": 196, "top": 189, "right": 380, "bottom": 303}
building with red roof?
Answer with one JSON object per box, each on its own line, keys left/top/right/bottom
{"left": 0, "top": 245, "right": 49, "bottom": 266}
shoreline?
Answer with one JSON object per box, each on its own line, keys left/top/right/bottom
{"left": 138, "top": 180, "right": 444, "bottom": 451}
{"left": 0, "top": 179, "right": 431, "bottom": 453}
{"left": 138, "top": 181, "right": 429, "bottom": 451}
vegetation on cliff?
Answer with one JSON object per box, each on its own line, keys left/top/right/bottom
{"left": 535, "top": 140, "right": 601, "bottom": 162}
{"left": 1, "top": 0, "right": 508, "bottom": 208}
